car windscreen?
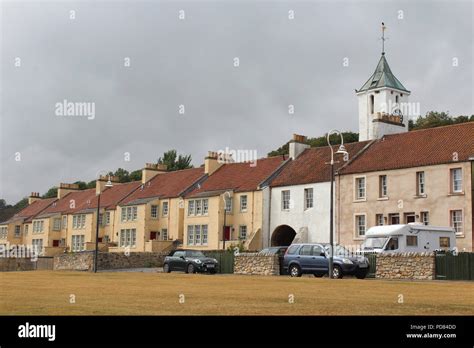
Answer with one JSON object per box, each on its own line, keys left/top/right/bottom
{"left": 186, "top": 251, "right": 205, "bottom": 258}
{"left": 361, "top": 237, "right": 388, "bottom": 250}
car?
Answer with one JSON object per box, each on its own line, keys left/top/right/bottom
{"left": 283, "top": 243, "right": 370, "bottom": 279}
{"left": 163, "top": 249, "right": 219, "bottom": 274}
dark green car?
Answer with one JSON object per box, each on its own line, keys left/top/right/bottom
{"left": 163, "top": 249, "right": 219, "bottom": 274}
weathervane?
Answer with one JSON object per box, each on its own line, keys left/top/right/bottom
{"left": 380, "top": 22, "right": 387, "bottom": 55}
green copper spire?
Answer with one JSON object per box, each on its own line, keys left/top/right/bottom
{"left": 357, "top": 54, "right": 409, "bottom": 93}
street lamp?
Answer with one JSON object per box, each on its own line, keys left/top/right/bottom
{"left": 93, "top": 174, "right": 113, "bottom": 273}
{"left": 222, "top": 191, "right": 232, "bottom": 250}
{"left": 327, "top": 130, "right": 348, "bottom": 279}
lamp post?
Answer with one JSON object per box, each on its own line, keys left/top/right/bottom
{"left": 222, "top": 191, "right": 232, "bottom": 250}
{"left": 327, "top": 130, "right": 348, "bottom": 279}
{"left": 93, "top": 175, "right": 113, "bottom": 273}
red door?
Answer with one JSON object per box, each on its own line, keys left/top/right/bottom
{"left": 53, "top": 240, "right": 60, "bottom": 247}
{"left": 150, "top": 232, "right": 157, "bottom": 240}
{"left": 224, "top": 226, "right": 231, "bottom": 241}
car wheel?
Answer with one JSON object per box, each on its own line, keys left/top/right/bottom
{"left": 289, "top": 264, "right": 302, "bottom": 277}
{"left": 313, "top": 273, "right": 324, "bottom": 278}
{"left": 209, "top": 269, "right": 217, "bottom": 274}
{"left": 332, "top": 265, "right": 343, "bottom": 279}
{"left": 163, "top": 263, "right": 171, "bottom": 273}
{"left": 187, "top": 263, "right": 195, "bottom": 274}
{"left": 355, "top": 270, "right": 367, "bottom": 279}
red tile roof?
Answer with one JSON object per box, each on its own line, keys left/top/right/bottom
{"left": 187, "top": 156, "right": 286, "bottom": 197}
{"left": 4, "top": 198, "right": 57, "bottom": 223}
{"left": 339, "top": 122, "right": 474, "bottom": 175}
{"left": 270, "top": 141, "right": 371, "bottom": 187}
{"left": 39, "top": 189, "right": 97, "bottom": 216}
{"left": 122, "top": 167, "right": 206, "bottom": 204}
{"left": 88, "top": 181, "right": 142, "bottom": 209}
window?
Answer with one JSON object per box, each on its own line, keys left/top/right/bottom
{"left": 416, "top": 171, "right": 425, "bottom": 195}
{"left": 370, "top": 95, "right": 374, "bottom": 114}
{"left": 195, "top": 225, "right": 201, "bottom": 245}
{"left": 224, "top": 196, "right": 232, "bottom": 213}
{"left": 162, "top": 228, "right": 168, "bottom": 241}
{"left": 151, "top": 205, "right": 158, "bottom": 219}
{"left": 304, "top": 188, "right": 313, "bottom": 210}
{"left": 187, "top": 224, "right": 208, "bottom": 246}
{"left": 282, "top": 190, "right": 290, "bottom": 211}
{"left": 0, "top": 227, "right": 7, "bottom": 239}
{"left": 404, "top": 213, "right": 416, "bottom": 224}
{"left": 406, "top": 235, "right": 418, "bottom": 247}
{"left": 420, "top": 211, "right": 429, "bottom": 226}
{"left": 14, "top": 225, "right": 21, "bottom": 237}
{"left": 299, "top": 245, "right": 312, "bottom": 255}
{"left": 98, "top": 214, "right": 104, "bottom": 226}
{"left": 312, "top": 245, "right": 325, "bottom": 256}
{"left": 451, "top": 168, "right": 462, "bottom": 193}
{"left": 386, "top": 237, "right": 399, "bottom": 251}
{"left": 376, "top": 214, "right": 384, "bottom": 226}
{"left": 355, "top": 177, "right": 366, "bottom": 200}
{"left": 389, "top": 213, "right": 400, "bottom": 225}
{"left": 195, "top": 200, "right": 202, "bottom": 215}
{"left": 379, "top": 175, "right": 387, "bottom": 197}
{"left": 439, "top": 237, "right": 450, "bottom": 248}
{"left": 240, "top": 195, "right": 248, "bottom": 212}
{"left": 162, "top": 202, "right": 169, "bottom": 216}
{"left": 121, "top": 207, "right": 138, "bottom": 222}
{"left": 33, "top": 220, "right": 44, "bottom": 233}
{"left": 450, "top": 210, "right": 463, "bottom": 235}
{"left": 72, "top": 215, "right": 86, "bottom": 229}
{"left": 355, "top": 215, "right": 366, "bottom": 237}
{"left": 187, "top": 225, "right": 194, "bottom": 245}
{"left": 32, "top": 239, "right": 44, "bottom": 254}
{"left": 105, "top": 212, "right": 111, "bottom": 225}
{"left": 71, "top": 235, "right": 85, "bottom": 252}
{"left": 202, "top": 225, "right": 208, "bottom": 245}
{"left": 24, "top": 224, "right": 29, "bottom": 236}
{"left": 202, "top": 199, "right": 208, "bottom": 215}
{"left": 188, "top": 201, "right": 195, "bottom": 216}
{"left": 119, "top": 229, "right": 137, "bottom": 247}
{"left": 53, "top": 218, "right": 61, "bottom": 231}
{"left": 62, "top": 215, "right": 67, "bottom": 229}
{"left": 239, "top": 225, "right": 247, "bottom": 240}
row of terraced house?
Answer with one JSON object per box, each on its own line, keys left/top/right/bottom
{"left": 1, "top": 51, "right": 473, "bottom": 254}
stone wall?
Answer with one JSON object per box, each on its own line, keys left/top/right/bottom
{"left": 0, "top": 258, "right": 36, "bottom": 272}
{"left": 234, "top": 253, "right": 280, "bottom": 275}
{"left": 54, "top": 251, "right": 166, "bottom": 271}
{"left": 376, "top": 252, "right": 435, "bottom": 280}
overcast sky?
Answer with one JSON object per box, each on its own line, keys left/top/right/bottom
{"left": 1, "top": 0, "right": 473, "bottom": 203}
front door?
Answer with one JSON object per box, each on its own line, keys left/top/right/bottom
{"left": 53, "top": 240, "right": 60, "bottom": 247}
{"left": 224, "top": 226, "right": 231, "bottom": 241}
{"left": 150, "top": 231, "right": 157, "bottom": 240}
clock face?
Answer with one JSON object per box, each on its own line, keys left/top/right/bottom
{"left": 392, "top": 108, "right": 404, "bottom": 123}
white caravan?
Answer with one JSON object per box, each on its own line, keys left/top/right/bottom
{"left": 360, "top": 223, "right": 456, "bottom": 254}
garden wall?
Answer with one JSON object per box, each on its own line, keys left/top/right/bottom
{"left": 375, "top": 252, "right": 435, "bottom": 280}
{"left": 234, "top": 253, "right": 280, "bottom": 275}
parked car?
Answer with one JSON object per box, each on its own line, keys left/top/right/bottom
{"left": 163, "top": 249, "right": 219, "bottom": 274}
{"left": 360, "top": 223, "right": 456, "bottom": 254}
{"left": 283, "top": 243, "right": 369, "bottom": 279}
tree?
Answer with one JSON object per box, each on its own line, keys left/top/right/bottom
{"left": 409, "top": 111, "right": 473, "bottom": 130}
{"left": 0, "top": 199, "right": 6, "bottom": 209}
{"left": 112, "top": 168, "right": 131, "bottom": 183}
{"left": 73, "top": 181, "right": 88, "bottom": 190}
{"left": 129, "top": 170, "right": 142, "bottom": 181}
{"left": 157, "top": 150, "right": 193, "bottom": 171}
{"left": 42, "top": 187, "right": 58, "bottom": 199}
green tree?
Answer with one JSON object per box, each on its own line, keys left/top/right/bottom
{"left": 129, "top": 169, "right": 142, "bottom": 181}
{"left": 42, "top": 187, "right": 58, "bottom": 199}
{"left": 112, "top": 168, "right": 131, "bottom": 183}
{"left": 73, "top": 181, "right": 88, "bottom": 190}
{"left": 409, "top": 111, "right": 473, "bottom": 130}
{"left": 158, "top": 149, "right": 193, "bottom": 171}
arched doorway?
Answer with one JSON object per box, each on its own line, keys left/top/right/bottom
{"left": 271, "top": 225, "right": 296, "bottom": 246}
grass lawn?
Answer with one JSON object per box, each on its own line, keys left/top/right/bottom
{"left": 1, "top": 271, "right": 473, "bottom": 315}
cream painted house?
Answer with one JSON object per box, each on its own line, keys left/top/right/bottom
{"left": 183, "top": 152, "right": 286, "bottom": 251}
{"left": 336, "top": 123, "right": 473, "bottom": 251}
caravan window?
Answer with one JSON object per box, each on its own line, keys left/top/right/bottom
{"left": 439, "top": 237, "right": 450, "bottom": 248}
{"left": 406, "top": 235, "right": 418, "bottom": 247}
{"left": 385, "top": 237, "right": 399, "bottom": 251}
{"left": 361, "top": 237, "right": 388, "bottom": 250}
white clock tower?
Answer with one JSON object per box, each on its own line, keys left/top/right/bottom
{"left": 356, "top": 23, "right": 411, "bottom": 141}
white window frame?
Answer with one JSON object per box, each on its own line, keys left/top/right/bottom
{"left": 188, "top": 201, "right": 195, "bottom": 216}
{"left": 71, "top": 235, "right": 85, "bottom": 252}
{"left": 354, "top": 214, "right": 366, "bottom": 238}
{"left": 379, "top": 175, "right": 387, "bottom": 197}
{"left": 14, "top": 225, "right": 21, "bottom": 238}
{"left": 224, "top": 196, "right": 233, "bottom": 213}
{"left": 417, "top": 171, "right": 425, "bottom": 196}
{"left": 354, "top": 176, "right": 366, "bottom": 201}
{"left": 151, "top": 205, "right": 158, "bottom": 219}
{"left": 450, "top": 210, "right": 463, "bottom": 235}
{"left": 0, "top": 226, "right": 8, "bottom": 239}
{"left": 240, "top": 195, "right": 248, "bottom": 212}
{"left": 451, "top": 168, "right": 462, "bottom": 193}
{"left": 121, "top": 206, "right": 138, "bottom": 222}
{"left": 376, "top": 214, "right": 384, "bottom": 226}
{"left": 62, "top": 215, "right": 67, "bottom": 229}
{"left": 162, "top": 228, "right": 168, "bottom": 241}
{"left": 420, "top": 211, "right": 429, "bottom": 225}
{"left": 119, "top": 229, "right": 136, "bottom": 247}
{"left": 162, "top": 201, "right": 169, "bottom": 217}
{"left": 202, "top": 225, "right": 208, "bottom": 245}
{"left": 105, "top": 212, "right": 111, "bottom": 225}
{"left": 53, "top": 218, "right": 61, "bottom": 231}
{"left": 187, "top": 225, "right": 194, "bottom": 245}
{"left": 202, "top": 199, "right": 208, "bottom": 215}
{"left": 239, "top": 225, "right": 247, "bottom": 240}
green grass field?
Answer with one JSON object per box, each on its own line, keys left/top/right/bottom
{"left": 1, "top": 271, "right": 473, "bottom": 315}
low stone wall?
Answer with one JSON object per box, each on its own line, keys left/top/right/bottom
{"left": 376, "top": 252, "right": 435, "bottom": 280}
{"left": 0, "top": 258, "right": 36, "bottom": 272}
{"left": 54, "top": 251, "right": 166, "bottom": 271}
{"left": 234, "top": 253, "right": 280, "bottom": 275}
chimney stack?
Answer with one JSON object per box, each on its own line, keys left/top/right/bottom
{"left": 28, "top": 192, "right": 41, "bottom": 205}
{"left": 204, "top": 151, "right": 223, "bottom": 175}
{"left": 57, "top": 183, "right": 80, "bottom": 199}
{"left": 141, "top": 163, "right": 167, "bottom": 184}
{"left": 96, "top": 175, "right": 120, "bottom": 195}
{"left": 289, "top": 134, "right": 310, "bottom": 160}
